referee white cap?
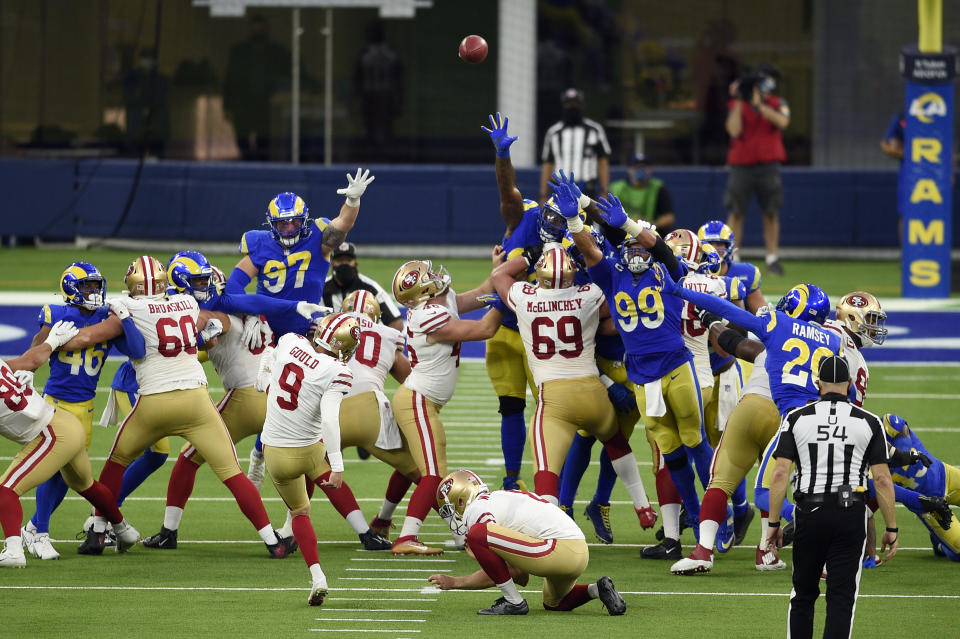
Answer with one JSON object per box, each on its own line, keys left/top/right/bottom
{"left": 818, "top": 355, "right": 849, "bottom": 383}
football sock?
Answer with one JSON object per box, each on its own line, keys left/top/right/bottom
{"left": 254, "top": 434, "right": 263, "bottom": 454}
{"left": 165, "top": 454, "right": 201, "bottom": 510}
{"left": 609, "top": 451, "right": 650, "bottom": 509}
{"left": 97, "top": 460, "right": 128, "bottom": 507}
{"left": 497, "top": 580, "right": 525, "bottom": 605}
{"left": 318, "top": 472, "right": 362, "bottom": 518}
{"left": 465, "top": 522, "right": 513, "bottom": 586}
{"left": 117, "top": 450, "right": 168, "bottom": 506}
{"left": 3, "top": 536, "right": 22, "bottom": 553}
{"left": 31, "top": 472, "right": 68, "bottom": 534}
{"left": 661, "top": 503, "right": 682, "bottom": 540}
{"left": 600, "top": 430, "right": 632, "bottom": 460}
{"left": 533, "top": 471, "right": 559, "bottom": 502}
{"left": 499, "top": 399, "right": 526, "bottom": 474}
{"left": 223, "top": 474, "right": 271, "bottom": 531}
{"left": 698, "top": 488, "right": 728, "bottom": 550}
{"left": 895, "top": 485, "right": 924, "bottom": 512}
{"left": 663, "top": 449, "right": 701, "bottom": 520}
{"left": 163, "top": 507, "right": 184, "bottom": 531}
{"left": 378, "top": 500, "right": 400, "bottom": 522}
{"left": 0, "top": 487, "right": 23, "bottom": 538}
{"left": 545, "top": 584, "right": 592, "bottom": 611}
{"left": 345, "top": 510, "right": 367, "bottom": 535}
{"left": 765, "top": 254, "right": 779, "bottom": 265}
{"left": 758, "top": 511, "right": 769, "bottom": 546}
{"left": 684, "top": 440, "right": 715, "bottom": 489}
{"left": 277, "top": 510, "right": 294, "bottom": 538}
{"left": 398, "top": 516, "right": 424, "bottom": 541}
{"left": 80, "top": 482, "right": 124, "bottom": 525}
{"left": 754, "top": 486, "right": 770, "bottom": 513}
{"left": 292, "top": 514, "right": 319, "bottom": 567}
{"left": 656, "top": 467, "right": 683, "bottom": 539}
{"left": 558, "top": 433, "right": 595, "bottom": 509}
{"left": 732, "top": 480, "right": 749, "bottom": 518}
{"left": 309, "top": 563, "right": 327, "bottom": 583}
{"left": 587, "top": 582, "right": 599, "bottom": 599}
{"left": 258, "top": 525, "right": 279, "bottom": 546}
{"left": 594, "top": 448, "right": 618, "bottom": 505}
{"left": 380, "top": 470, "right": 413, "bottom": 519}
{"left": 397, "top": 475, "right": 440, "bottom": 540}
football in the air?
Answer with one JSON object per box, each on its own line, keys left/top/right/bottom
{"left": 458, "top": 35, "right": 488, "bottom": 64}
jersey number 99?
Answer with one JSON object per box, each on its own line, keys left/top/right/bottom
{"left": 614, "top": 287, "right": 664, "bottom": 332}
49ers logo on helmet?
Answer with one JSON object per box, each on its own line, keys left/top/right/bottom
{"left": 438, "top": 478, "right": 453, "bottom": 499}
{"left": 848, "top": 295, "right": 867, "bottom": 307}
{"left": 400, "top": 270, "right": 420, "bottom": 290}
{"left": 349, "top": 325, "right": 361, "bottom": 341}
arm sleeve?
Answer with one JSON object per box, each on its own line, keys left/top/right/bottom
{"left": 649, "top": 235, "right": 683, "bottom": 280}
{"left": 319, "top": 390, "right": 346, "bottom": 472}
{"left": 110, "top": 316, "right": 146, "bottom": 360}
{"left": 773, "top": 424, "right": 798, "bottom": 462}
{"left": 226, "top": 268, "right": 252, "bottom": 295}
{"left": 655, "top": 187, "right": 674, "bottom": 216}
{"left": 215, "top": 292, "right": 298, "bottom": 316}
{"left": 678, "top": 288, "right": 763, "bottom": 334}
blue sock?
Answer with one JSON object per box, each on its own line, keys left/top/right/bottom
{"left": 781, "top": 500, "right": 795, "bottom": 523}
{"left": 254, "top": 434, "right": 263, "bottom": 454}
{"left": 117, "top": 450, "right": 168, "bottom": 507}
{"left": 593, "top": 448, "right": 617, "bottom": 505}
{"left": 684, "top": 440, "right": 715, "bottom": 489}
{"left": 663, "top": 449, "right": 700, "bottom": 520}
{"left": 558, "top": 433, "right": 595, "bottom": 509}
{"left": 500, "top": 411, "right": 526, "bottom": 474}
{"left": 894, "top": 484, "right": 924, "bottom": 513}
{"left": 30, "top": 472, "right": 69, "bottom": 534}
{"left": 732, "top": 479, "right": 749, "bottom": 517}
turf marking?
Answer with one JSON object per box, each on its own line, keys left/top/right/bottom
{"left": 346, "top": 568, "right": 451, "bottom": 573}
{"left": 349, "top": 558, "right": 455, "bottom": 563}
{"left": 308, "top": 630, "right": 421, "bottom": 634}
{"left": 312, "top": 618, "right": 427, "bottom": 623}
{"left": 320, "top": 609, "right": 433, "bottom": 613}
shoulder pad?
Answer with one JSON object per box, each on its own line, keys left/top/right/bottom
{"left": 522, "top": 199, "right": 540, "bottom": 212}
{"left": 240, "top": 231, "right": 255, "bottom": 256}
{"left": 749, "top": 264, "right": 762, "bottom": 290}
{"left": 38, "top": 305, "right": 54, "bottom": 326}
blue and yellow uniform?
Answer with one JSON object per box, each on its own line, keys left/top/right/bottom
{"left": 724, "top": 261, "right": 761, "bottom": 305}
{"left": 234, "top": 218, "right": 330, "bottom": 337}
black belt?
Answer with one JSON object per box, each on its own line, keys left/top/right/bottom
{"left": 795, "top": 492, "right": 865, "bottom": 504}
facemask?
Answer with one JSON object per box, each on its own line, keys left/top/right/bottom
{"left": 334, "top": 264, "right": 358, "bottom": 284}
{"left": 630, "top": 167, "right": 650, "bottom": 184}
{"left": 562, "top": 107, "right": 583, "bottom": 125}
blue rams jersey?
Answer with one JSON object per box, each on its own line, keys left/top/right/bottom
{"left": 39, "top": 304, "right": 111, "bottom": 402}
{"left": 885, "top": 420, "right": 946, "bottom": 497}
{"left": 111, "top": 360, "right": 139, "bottom": 394}
{"left": 589, "top": 257, "right": 688, "bottom": 385}
{"left": 724, "top": 261, "right": 761, "bottom": 296}
{"left": 240, "top": 218, "right": 330, "bottom": 336}
{"left": 500, "top": 200, "right": 545, "bottom": 332}
{"left": 709, "top": 276, "right": 749, "bottom": 373}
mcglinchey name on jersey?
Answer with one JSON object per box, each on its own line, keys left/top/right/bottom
{"left": 791, "top": 321, "right": 832, "bottom": 346}
{"left": 147, "top": 300, "right": 195, "bottom": 314}
{"left": 526, "top": 298, "right": 585, "bottom": 313}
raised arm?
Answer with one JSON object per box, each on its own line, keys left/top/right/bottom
{"left": 427, "top": 309, "right": 504, "bottom": 344}
{"left": 481, "top": 113, "right": 524, "bottom": 233}
{"left": 676, "top": 287, "right": 763, "bottom": 335}
{"left": 321, "top": 168, "right": 376, "bottom": 260}
{"left": 454, "top": 277, "right": 496, "bottom": 314}
{"left": 491, "top": 256, "right": 529, "bottom": 308}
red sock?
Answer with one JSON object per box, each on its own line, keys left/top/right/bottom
{"left": 601, "top": 431, "right": 632, "bottom": 461}
{"left": 0, "top": 486, "right": 23, "bottom": 537}
{"left": 81, "top": 481, "right": 124, "bottom": 525}
{"left": 223, "top": 474, "right": 270, "bottom": 530}
{"left": 465, "top": 522, "right": 511, "bottom": 583}
{"left": 385, "top": 471, "right": 413, "bottom": 504}
{"left": 94, "top": 460, "right": 127, "bottom": 516}
{"left": 405, "top": 475, "right": 440, "bottom": 522}
{"left": 317, "top": 472, "right": 361, "bottom": 518}
{"left": 166, "top": 454, "right": 200, "bottom": 509}
{"left": 292, "top": 514, "right": 319, "bottom": 567}
{"left": 760, "top": 510, "right": 769, "bottom": 519}
{"left": 655, "top": 467, "right": 682, "bottom": 506}
{"left": 534, "top": 471, "right": 559, "bottom": 499}
{"left": 701, "top": 487, "right": 729, "bottom": 524}
{"left": 544, "top": 584, "right": 592, "bottom": 611}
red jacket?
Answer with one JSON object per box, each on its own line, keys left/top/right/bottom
{"left": 726, "top": 95, "right": 787, "bottom": 165}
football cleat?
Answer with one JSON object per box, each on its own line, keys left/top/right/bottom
{"left": 597, "top": 576, "right": 626, "bottom": 615}
{"left": 20, "top": 521, "right": 37, "bottom": 548}
{"left": 391, "top": 537, "right": 443, "bottom": 556}
{"left": 637, "top": 506, "right": 658, "bottom": 530}
{"left": 28, "top": 533, "right": 60, "bottom": 560}
{"left": 641, "top": 538, "right": 682, "bottom": 560}
{"left": 755, "top": 545, "right": 787, "bottom": 571}
{"left": 358, "top": 529, "right": 392, "bottom": 551}
{"left": 733, "top": 505, "right": 756, "bottom": 546}
{"left": 247, "top": 448, "right": 265, "bottom": 491}
{"left": 77, "top": 529, "right": 107, "bottom": 555}
{"left": 80, "top": 516, "right": 115, "bottom": 547}
{"left": 308, "top": 579, "right": 328, "bottom": 607}
{"left": 715, "top": 505, "right": 735, "bottom": 554}
{"left": 478, "top": 597, "right": 529, "bottom": 616}
{"left": 781, "top": 520, "right": 796, "bottom": 547}
{"left": 584, "top": 500, "right": 613, "bottom": 544}
{"left": 671, "top": 544, "right": 713, "bottom": 575}
{"left": 112, "top": 520, "right": 141, "bottom": 553}
{"left": 356, "top": 446, "right": 372, "bottom": 460}
{"left": 369, "top": 517, "right": 393, "bottom": 540}
{"left": 266, "top": 531, "right": 298, "bottom": 559}
{"left": 919, "top": 495, "right": 953, "bottom": 530}
{"left": 143, "top": 526, "right": 178, "bottom": 550}
{"left": 0, "top": 543, "right": 26, "bottom": 568}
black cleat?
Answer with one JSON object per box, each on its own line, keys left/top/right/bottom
{"left": 920, "top": 496, "right": 953, "bottom": 530}
{"left": 781, "top": 520, "right": 796, "bottom": 547}
{"left": 143, "top": 527, "right": 178, "bottom": 550}
{"left": 77, "top": 529, "right": 107, "bottom": 555}
{"left": 478, "top": 597, "right": 529, "bottom": 615}
{"left": 597, "top": 576, "right": 626, "bottom": 616}
{"left": 359, "top": 529, "right": 392, "bottom": 551}
{"left": 641, "top": 538, "right": 682, "bottom": 560}
{"left": 266, "top": 531, "right": 298, "bottom": 558}
{"left": 733, "top": 505, "right": 756, "bottom": 546}
{"left": 357, "top": 447, "right": 371, "bottom": 460}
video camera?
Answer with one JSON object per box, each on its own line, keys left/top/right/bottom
{"left": 737, "top": 63, "right": 780, "bottom": 101}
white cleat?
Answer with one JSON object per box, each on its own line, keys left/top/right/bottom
{"left": 308, "top": 579, "right": 328, "bottom": 606}
{"left": 755, "top": 545, "right": 787, "bottom": 571}
{"left": 28, "top": 533, "right": 60, "bottom": 560}
{"left": 112, "top": 521, "right": 141, "bottom": 553}
{"left": 670, "top": 555, "right": 713, "bottom": 575}
{"left": 247, "top": 449, "right": 265, "bottom": 491}
{"left": 21, "top": 521, "right": 37, "bottom": 548}
{"left": 0, "top": 544, "right": 26, "bottom": 568}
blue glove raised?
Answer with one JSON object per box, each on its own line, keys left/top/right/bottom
{"left": 607, "top": 382, "right": 638, "bottom": 414}
{"left": 595, "top": 193, "right": 628, "bottom": 228}
{"left": 481, "top": 112, "right": 518, "bottom": 158}
{"left": 550, "top": 182, "right": 581, "bottom": 219}
{"left": 548, "top": 170, "right": 584, "bottom": 203}
{"left": 477, "top": 292, "right": 508, "bottom": 314}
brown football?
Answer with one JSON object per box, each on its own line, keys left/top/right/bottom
{"left": 458, "top": 35, "right": 488, "bottom": 64}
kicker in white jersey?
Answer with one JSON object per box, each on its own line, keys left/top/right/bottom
{"left": 463, "top": 490, "right": 586, "bottom": 541}
{"left": 125, "top": 293, "right": 207, "bottom": 395}
{"left": 403, "top": 289, "right": 461, "bottom": 405}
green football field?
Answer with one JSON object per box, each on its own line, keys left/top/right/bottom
{"left": 0, "top": 248, "right": 958, "bottom": 638}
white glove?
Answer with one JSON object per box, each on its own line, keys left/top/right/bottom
{"left": 12, "top": 370, "right": 35, "bottom": 390}
{"left": 107, "top": 297, "right": 130, "bottom": 321}
{"left": 296, "top": 301, "right": 333, "bottom": 320}
{"left": 241, "top": 315, "right": 264, "bottom": 350}
{"left": 43, "top": 320, "right": 79, "bottom": 350}
{"left": 254, "top": 346, "right": 275, "bottom": 392}
{"left": 336, "top": 167, "right": 375, "bottom": 207}
{"left": 199, "top": 318, "right": 223, "bottom": 343}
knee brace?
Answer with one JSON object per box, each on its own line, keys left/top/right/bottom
{"left": 498, "top": 396, "right": 525, "bottom": 417}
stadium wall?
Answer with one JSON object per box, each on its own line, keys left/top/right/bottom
{"left": 4, "top": 157, "right": 959, "bottom": 248}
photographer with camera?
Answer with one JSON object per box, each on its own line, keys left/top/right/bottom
{"left": 724, "top": 63, "right": 789, "bottom": 276}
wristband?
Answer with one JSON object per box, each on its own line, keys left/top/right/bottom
{"left": 496, "top": 148, "right": 510, "bottom": 159}
{"left": 768, "top": 521, "right": 780, "bottom": 528}
{"left": 566, "top": 216, "right": 584, "bottom": 234}
{"left": 885, "top": 527, "right": 898, "bottom": 533}
{"left": 620, "top": 217, "right": 645, "bottom": 237}
{"left": 598, "top": 373, "right": 615, "bottom": 389}
{"left": 577, "top": 193, "right": 591, "bottom": 209}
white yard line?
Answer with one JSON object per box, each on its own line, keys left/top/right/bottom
{"left": 320, "top": 609, "right": 433, "bottom": 613}
{"left": 308, "top": 630, "right": 421, "bottom": 634}
{"left": 869, "top": 393, "right": 960, "bottom": 399}
{"left": 312, "top": 618, "right": 426, "bottom": 623}
{"left": 346, "top": 568, "right": 451, "bottom": 573}
{"left": 350, "top": 558, "right": 455, "bottom": 563}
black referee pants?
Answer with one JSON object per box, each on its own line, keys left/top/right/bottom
{"left": 789, "top": 499, "right": 867, "bottom": 639}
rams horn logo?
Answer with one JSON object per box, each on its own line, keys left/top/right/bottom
{"left": 400, "top": 271, "right": 420, "bottom": 290}
{"left": 909, "top": 93, "right": 947, "bottom": 124}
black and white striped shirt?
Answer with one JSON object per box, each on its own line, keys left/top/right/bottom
{"left": 773, "top": 393, "right": 887, "bottom": 495}
{"left": 541, "top": 118, "right": 611, "bottom": 184}
{"left": 322, "top": 272, "right": 403, "bottom": 326}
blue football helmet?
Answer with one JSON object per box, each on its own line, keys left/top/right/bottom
{"left": 168, "top": 250, "right": 215, "bottom": 302}
{"left": 775, "top": 283, "right": 830, "bottom": 325}
{"left": 267, "top": 192, "right": 311, "bottom": 248}
{"left": 60, "top": 262, "right": 106, "bottom": 310}
{"left": 697, "top": 220, "right": 735, "bottom": 267}
{"left": 538, "top": 197, "right": 587, "bottom": 243}
{"left": 698, "top": 242, "right": 722, "bottom": 275}
{"left": 882, "top": 413, "right": 910, "bottom": 440}
{"left": 561, "top": 229, "right": 604, "bottom": 272}
{"left": 620, "top": 236, "right": 652, "bottom": 275}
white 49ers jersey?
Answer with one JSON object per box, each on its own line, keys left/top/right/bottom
{"left": 0, "top": 361, "right": 54, "bottom": 444}
{"left": 126, "top": 294, "right": 207, "bottom": 395}
{"left": 346, "top": 315, "right": 403, "bottom": 396}
{"left": 207, "top": 314, "right": 271, "bottom": 390}
{"left": 508, "top": 281, "right": 604, "bottom": 387}
{"left": 741, "top": 350, "right": 772, "bottom": 400}
{"left": 403, "top": 289, "right": 461, "bottom": 406}
{"left": 823, "top": 319, "right": 870, "bottom": 406}
{"left": 261, "top": 333, "right": 353, "bottom": 448}
{"left": 680, "top": 273, "right": 727, "bottom": 390}
{"left": 463, "top": 490, "right": 585, "bottom": 541}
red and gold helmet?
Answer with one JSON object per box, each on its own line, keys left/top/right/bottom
{"left": 313, "top": 312, "right": 362, "bottom": 361}
{"left": 124, "top": 255, "right": 168, "bottom": 297}
{"left": 535, "top": 244, "right": 576, "bottom": 290}
{"left": 341, "top": 289, "right": 381, "bottom": 323}
{"left": 664, "top": 229, "right": 702, "bottom": 269}
{"left": 836, "top": 291, "right": 887, "bottom": 347}
{"left": 436, "top": 469, "right": 489, "bottom": 535}
{"left": 392, "top": 260, "right": 451, "bottom": 308}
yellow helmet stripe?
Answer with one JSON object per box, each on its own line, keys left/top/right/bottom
{"left": 787, "top": 285, "right": 810, "bottom": 319}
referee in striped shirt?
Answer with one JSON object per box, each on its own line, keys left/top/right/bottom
{"left": 538, "top": 88, "right": 611, "bottom": 202}
{"left": 766, "top": 355, "right": 898, "bottom": 639}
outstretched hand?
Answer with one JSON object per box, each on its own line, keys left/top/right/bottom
{"left": 595, "top": 193, "right": 628, "bottom": 228}
{"left": 550, "top": 182, "right": 581, "bottom": 220}
{"left": 548, "top": 170, "right": 584, "bottom": 203}
{"left": 337, "top": 168, "right": 375, "bottom": 206}
{"left": 481, "top": 112, "right": 518, "bottom": 158}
